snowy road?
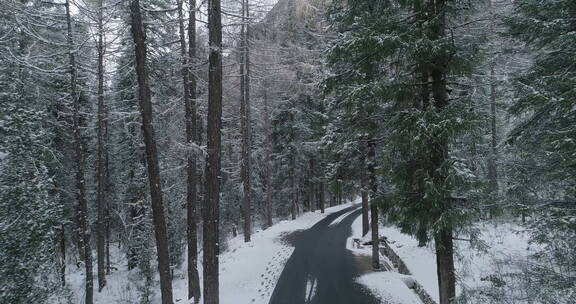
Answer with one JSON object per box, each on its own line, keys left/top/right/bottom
{"left": 268, "top": 206, "right": 382, "bottom": 304}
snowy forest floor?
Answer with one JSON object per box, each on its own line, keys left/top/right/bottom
{"left": 54, "top": 202, "right": 357, "bottom": 304}
{"left": 53, "top": 200, "right": 535, "bottom": 304}
{"left": 348, "top": 213, "right": 537, "bottom": 304}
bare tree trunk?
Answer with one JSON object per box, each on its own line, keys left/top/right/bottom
{"left": 105, "top": 201, "right": 111, "bottom": 274}
{"left": 244, "top": 8, "right": 252, "bottom": 233}
{"left": 65, "top": 1, "right": 93, "bottom": 302}
{"left": 336, "top": 181, "right": 340, "bottom": 205}
{"left": 176, "top": 0, "right": 201, "bottom": 300}
{"left": 263, "top": 85, "right": 273, "bottom": 228}
{"left": 370, "top": 203, "right": 380, "bottom": 269}
{"left": 95, "top": 0, "right": 107, "bottom": 291}
{"left": 204, "top": 0, "right": 223, "bottom": 301}
{"left": 319, "top": 182, "right": 325, "bottom": 213}
{"left": 104, "top": 105, "right": 111, "bottom": 274}
{"left": 239, "top": 0, "right": 252, "bottom": 242}
{"left": 129, "top": 1, "right": 173, "bottom": 302}
{"left": 361, "top": 169, "right": 369, "bottom": 236}
{"left": 368, "top": 141, "right": 379, "bottom": 270}
{"left": 309, "top": 158, "right": 316, "bottom": 212}
{"left": 487, "top": 66, "right": 498, "bottom": 194}
{"left": 290, "top": 164, "right": 297, "bottom": 220}
{"left": 60, "top": 223, "right": 66, "bottom": 286}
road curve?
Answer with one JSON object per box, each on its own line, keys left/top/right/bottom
{"left": 268, "top": 206, "right": 381, "bottom": 304}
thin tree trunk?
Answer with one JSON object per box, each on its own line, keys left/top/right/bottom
{"left": 239, "top": 0, "right": 252, "bottom": 242}
{"left": 104, "top": 104, "right": 111, "bottom": 274}
{"left": 370, "top": 203, "right": 380, "bottom": 270}
{"left": 319, "top": 182, "right": 325, "bottom": 213}
{"left": 245, "top": 22, "right": 253, "bottom": 230}
{"left": 95, "top": 0, "right": 107, "bottom": 291}
{"left": 368, "top": 141, "right": 379, "bottom": 269}
{"left": 309, "top": 158, "right": 316, "bottom": 212}
{"left": 337, "top": 182, "right": 340, "bottom": 205}
{"left": 263, "top": 85, "right": 273, "bottom": 228}
{"left": 105, "top": 201, "right": 111, "bottom": 274}
{"left": 177, "top": 0, "right": 201, "bottom": 299}
{"left": 60, "top": 223, "right": 66, "bottom": 286}
{"left": 296, "top": 183, "right": 301, "bottom": 215}
{"left": 129, "top": 1, "right": 173, "bottom": 303}
{"left": 487, "top": 66, "right": 498, "bottom": 193}
{"left": 203, "top": 0, "right": 223, "bottom": 301}
{"left": 361, "top": 169, "right": 369, "bottom": 236}
{"left": 65, "top": 1, "right": 93, "bottom": 302}
{"left": 290, "top": 164, "right": 296, "bottom": 220}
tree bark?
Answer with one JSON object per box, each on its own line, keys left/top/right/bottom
{"left": 370, "top": 203, "right": 380, "bottom": 270}
{"left": 129, "top": 1, "right": 173, "bottom": 303}
{"left": 175, "top": 0, "right": 202, "bottom": 300}
{"left": 204, "top": 0, "right": 223, "bottom": 302}
{"left": 65, "top": 1, "right": 93, "bottom": 302}
{"left": 319, "top": 182, "right": 325, "bottom": 213}
{"left": 435, "top": 226, "right": 456, "bottom": 304}
{"left": 290, "top": 163, "right": 297, "bottom": 220}
{"left": 239, "top": 0, "right": 252, "bottom": 242}
{"left": 60, "top": 223, "right": 66, "bottom": 286}
{"left": 95, "top": 0, "right": 107, "bottom": 291}
{"left": 368, "top": 141, "right": 379, "bottom": 270}
{"left": 104, "top": 104, "right": 111, "bottom": 274}
{"left": 337, "top": 179, "right": 342, "bottom": 205}
{"left": 309, "top": 158, "right": 316, "bottom": 212}
{"left": 263, "top": 85, "right": 273, "bottom": 228}
{"left": 361, "top": 170, "right": 369, "bottom": 237}
{"left": 487, "top": 66, "right": 498, "bottom": 194}
{"left": 186, "top": 0, "right": 201, "bottom": 301}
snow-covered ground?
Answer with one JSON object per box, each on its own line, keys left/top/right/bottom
{"left": 207, "top": 201, "right": 354, "bottom": 304}
{"left": 378, "top": 224, "right": 438, "bottom": 301}
{"left": 57, "top": 201, "right": 357, "bottom": 304}
{"left": 357, "top": 272, "right": 421, "bottom": 304}
{"left": 454, "top": 222, "right": 538, "bottom": 301}
{"left": 347, "top": 215, "right": 425, "bottom": 304}
{"left": 384, "top": 221, "right": 535, "bottom": 302}
{"left": 347, "top": 212, "right": 535, "bottom": 304}
{"left": 54, "top": 200, "right": 533, "bottom": 304}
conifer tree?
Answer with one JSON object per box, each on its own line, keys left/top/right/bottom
{"left": 324, "top": 0, "right": 482, "bottom": 302}
{"left": 506, "top": 1, "right": 576, "bottom": 301}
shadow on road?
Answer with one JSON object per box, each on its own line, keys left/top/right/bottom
{"left": 269, "top": 206, "right": 381, "bottom": 304}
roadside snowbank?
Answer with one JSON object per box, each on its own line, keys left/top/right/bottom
{"left": 380, "top": 225, "right": 439, "bottom": 301}
{"left": 357, "top": 272, "right": 422, "bottom": 304}
{"left": 347, "top": 215, "right": 424, "bottom": 304}
{"left": 381, "top": 221, "right": 534, "bottom": 303}
{"left": 348, "top": 210, "right": 534, "bottom": 304}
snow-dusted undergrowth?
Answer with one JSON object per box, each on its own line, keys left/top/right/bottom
{"left": 379, "top": 220, "right": 534, "bottom": 303}
{"left": 346, "top": 211, "right": 535, "bottom": 304}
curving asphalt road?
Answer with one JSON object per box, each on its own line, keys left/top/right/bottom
{"left": 268, "top": 206, "right": 381, "bottom": 304}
